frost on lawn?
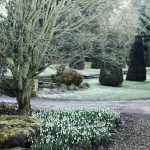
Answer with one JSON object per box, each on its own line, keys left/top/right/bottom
{"left": 38, "top": 77, "right": 150, "bottom": 101}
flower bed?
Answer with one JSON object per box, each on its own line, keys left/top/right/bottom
{"left": 32, "top": 107, "right": 120, "bottom": 150}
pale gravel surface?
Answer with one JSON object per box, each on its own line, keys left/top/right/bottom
{"left": 1, "top": 95, "right": 150, "bottom": 114}
{"left": 106, "top": 113, "right": 150, "bottom": 150}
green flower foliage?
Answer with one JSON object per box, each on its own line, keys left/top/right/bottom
{"left": 32, "top": 108, "right": 120, "bottom": 150}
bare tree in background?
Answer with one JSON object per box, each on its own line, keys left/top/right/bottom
{"left": 95, "top": 2, "right": 139, "bottom": 86}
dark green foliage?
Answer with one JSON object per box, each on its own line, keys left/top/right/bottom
{"left": 99, "top": 64, "right": 123, "bottom": 86}
{"left": 133, "top": 0, "right": 150, "bottom": 67}
{"left": 126, "top": 35, "right": 146, "bottom": 81}
{"left": 0, "top": 78, "right": 16, "bottom": 97}
{"left": 69, "top": 56, "right": 85, "bottom": 70}
{"left": 91, "top": 58, "right": 102, "bottom": 69}
{"left": 56, "top": 65, "right": 66, "bottom": 75}
{"left": 139, "top": 4, "right": 150, "bottom": 67}
{"left": 90, "top": 41, "right": 102, "bottom": 69}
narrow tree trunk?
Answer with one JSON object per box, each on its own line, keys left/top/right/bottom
{"left": 17, "top": 79, "right": 34, "bottom": 115}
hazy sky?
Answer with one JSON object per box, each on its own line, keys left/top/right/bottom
{"left": 0, "top": 0, "right": 131, "bottom": 18}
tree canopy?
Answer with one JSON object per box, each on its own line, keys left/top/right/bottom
{"left": 0, "top": 0, "right": 139, "bottom": 115}
{"left": 0, "top": 0, "right": 123, "bottom": 114}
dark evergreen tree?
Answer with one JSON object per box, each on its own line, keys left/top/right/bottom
{"left": 126, "top": 35, "right": 146, "bottom": 81}
{"left": 91, "top": 58, "right": 102, "bottom": 69}
{"left": 99, "top": 63, "right": 123, "bottom": 86}
{"left": 132, "top": 0, "right": 150, "bottom": 66}
{"left": 139, "top": 4, "right": 150, "bottom": 66}
{"left": 69, "top": 56, "right": 85, "bottom": 70}
{"left": 91, "top": 41, "right": 102, "bottom": 69}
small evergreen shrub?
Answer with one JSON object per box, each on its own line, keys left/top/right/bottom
{"left": 69, "top": 56, "right": 85, "bottom": 70}
{"left": 99, "top": 65, "right": 123, "bottom": 86}
{"left": 32, "top": 107, "right": 120, "bottom": 150}
{"left": 60, "top": 69, "right": 83, "bottom": 86}
{"left": 126, "top": 35, "right": 146, "bottom": 81}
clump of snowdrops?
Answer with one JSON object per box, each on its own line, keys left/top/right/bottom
{"left": 32, "top": 107, "right": 120, "bottom": 150}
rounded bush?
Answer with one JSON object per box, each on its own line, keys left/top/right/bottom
{"left": 99, "top": 65, "right": 123, "bottom": 86}
{"left": 61, "top": 69, "right": 83, "bottom": 86}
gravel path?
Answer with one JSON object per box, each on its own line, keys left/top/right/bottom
{"left": 106, "top": 113, "right": 150, "bottom": 150}
{"left": 1, "top": 95, "right": 150, "bottom": 114}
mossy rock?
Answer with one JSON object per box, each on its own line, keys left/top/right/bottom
{"left": 0, "top": 115, "right": 42, "bottom": 149}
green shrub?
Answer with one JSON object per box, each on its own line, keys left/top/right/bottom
{"left": 32, "top": 108, "right": 120, "bottom": 150}
{"left": 51, "top": 69, "right": 83, "bottom": 86}
{"left": 99, "top": 65, "right": 123, "bottom": 86}
{"left": 61, "top": 69, "right": 83, "bottom": 86}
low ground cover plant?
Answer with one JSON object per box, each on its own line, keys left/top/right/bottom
{"left": 32, "top": 107, "right": 120, "bottom": 150}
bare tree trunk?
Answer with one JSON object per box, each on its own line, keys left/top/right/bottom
{"left": 17, "top": 79, "right": 34, "bottom": 115}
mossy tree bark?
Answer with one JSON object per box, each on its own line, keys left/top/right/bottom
{"left": 17, "top": 79, "right": 34, "bottom": 115}
{"left": 126, "top": 35, "right": 146, "bottom": 81}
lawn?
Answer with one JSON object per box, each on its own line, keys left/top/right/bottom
{"left": 5, "top": 64, "right": 150, "bottom": 101}
{"left": 37, "top": 64, "right": 150, "bottom": 100}
{"left": 38, "top": 76, "right": 150, "bottom": 101}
